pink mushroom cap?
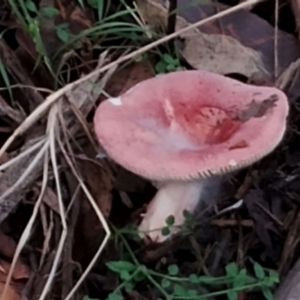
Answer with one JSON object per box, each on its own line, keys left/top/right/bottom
{"left": 94, "top": 70, "right": 289, "bottom": 181}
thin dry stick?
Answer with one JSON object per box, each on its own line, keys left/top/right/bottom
{"left": 68, "top": 101, "right": 98, "bottom": 149}
{"left": 274, "top": 0, "right": 279, "bottom": 77}
{"left": 39, "top": 209, "right": 54, "bottom": 269}
{"left": 0, "top": 84, "right": 53, "bottom": 94}
{"left": 0, "top": 150, "right": 49, "bottom": 300}
{"left": 0, "top": 0, "right": 264, "bottom": 159}
{"left": 0, "top": 140, "right": 49, "bottom": 203}
{"left": 40, "top": 203, "right": 48, "bottom": 239}
{"left": 38, "top": 105, "right": 68, "bottom": 300}
{"left": 167, "top": 0, "right": 178, "bottom": 35}
{"left": 0, "top": 137, "right": 46, "bottom": 172}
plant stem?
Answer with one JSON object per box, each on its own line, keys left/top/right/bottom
{"left": 167, "top": 0, "right": 178, "bottom": 35}
{"left": 172, "top": 281, "right": 266, "bottom": 299}
{"left": 143, "top": 271, "right": 172, "bottom": 300}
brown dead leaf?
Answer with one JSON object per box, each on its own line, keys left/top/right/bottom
{"left": 0, "top": 230, "right": 16, "bottom": 259}
{"left": 104, "top": 61, "right": 155, "bottom": 97}
{"left": 79, "top": 159, "right": 113, "bottom": 218}
{"left": 236, "top": 94, "right": 278, "bottom": 122}
{"left": 0, "top": 152, "right": 10, "bottom": 165}
{"left": 0, "top": 282, "right": 20, "bottom": 300}
{"left": 0, "top": 258, "right": 30, "bottom": 281}
{"left": 178, "top": 0, "right": 299, "bottom": 79}
{"left": 136, "top": 0, "right": 269, "bottom": 80}
{"left": 179, "top": 33, "right": 267, "bottom": 80}
{"left": 41, "top": 186, "right": 60, "bottom": 214}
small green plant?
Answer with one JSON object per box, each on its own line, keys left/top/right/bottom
{"left": 161, "top": 215, "right": 176, "bottom": 236}
{"left": 160, "top": 210, "right": 196, "bottom": 238}
{"left": 95, "top": 222, "right": 280, "bottom": 300}
{"left": 155, "top": 52, "right": 181, "bottom": 74}
{"left": 104, "top": 258, "right": 279, "bottom": 300}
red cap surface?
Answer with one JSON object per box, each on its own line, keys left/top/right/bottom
{"left": 94, "top": 70, "right": 289, "bottom": 181}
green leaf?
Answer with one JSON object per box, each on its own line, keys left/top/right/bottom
{"left": 163, "top": 53, "right": 176, "bottom": 64}
{"left": 25, "top": 0, "right": 38, "bottom": 13}
{"left": 124, "top": 281, "right": 134, "bottom": 292}
{"left": 268, "top": 270, "right": 280, "bottom": 284}
{"left": 161, "top": 226, "right": 170, "bottom": 236}
{"left": 165, "top": 215, "right": 175, "bottom": 226}
{"left": 183, "top": 210, "right": 195, "bottom": 227}
{"left": 233, "top": 274, "right": 246, "bottom": 288}
{"left": 227, "top": 290, "right": 237, "bottom": 300}
{"left": 132, "top": 271, "right": 145, "bottom": 282}
{"left": 161, "top": 278, "right": 171, "bottom": 288}
{"left": 262, "top": 287, "right": 273, "bottom": 300}
{"left": 239, "top": 268, "right": 247, "bottom": 276}
{"left": 56, "top": 23, "right": 71, "bottom": 43}
{"left": 262, "top": 277, "right": 278, "bottom": 288}
{"left": 87, "top": 0, "right": 98, "bottom": 8}
{"left": 40, "top": 6, "right": 60, "bottom": 17}
{"left": 166, "top": 63, "right": 177, "bottom": 71}
{"left": 120, "top": 270, "right": 131, "bottom": 281}
{"left": 173, "top": 284, "right": 188, "bottom": 296}
{"left": 187, "top": 289, "right": 198, "bottom": 297}
{"left": 226, "top": 262, "right": 239, "bottom": 277}
{"left": 107, "top": 293, "right": 124, "bottom": 300}
{"left": 106, "top": 260, "right": 136, "bottom": 274}
{"left": 155, "top": 60, "right": 167, "bottom": 74}
{"left": 168, "top": 264, "right": 179, "bottom": 276}
{"left": 254, "top": 263, "right": 265, "bottom": 279}
{"left": 189, "top": 274, "right": 199, "bottom": 283}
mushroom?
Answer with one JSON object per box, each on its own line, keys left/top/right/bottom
{"left": 93, "top": 70, "right": 289, "bottom": 243}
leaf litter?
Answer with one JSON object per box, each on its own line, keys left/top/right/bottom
{"left": 136, "top": 0, "right": 270, "bottom": 81}
{"left": 0, "top": 0, "right": 299, "bottom": 300}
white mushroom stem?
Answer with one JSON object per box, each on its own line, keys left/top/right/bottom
{"left": 138, "top": 180, "right": 207, "bottom": 243}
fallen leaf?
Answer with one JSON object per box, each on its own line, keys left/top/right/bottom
{"left": 79, "top": 159, "right": 113, "bottom": 218}
{"left": 178, "top": 0, "right": 299, "bottom": 78}
{"left": 178, "top": 33, "right": 267, "bottom": 81}
{"left": 0, "top": 230, "right": 16, "bottom": 259}
{"left": 136, "top": 0, "right": 269, "bottom": 80}
{"left": 104, "top": 61, "right": 155, "bottom": 97}
{"left": 41, "top": 186, "right": 60, "bottom": 214}
{"left": 0, "top": 282, "right": 20, "bottom": 300}
{"left": 0, "top": 152, "right": 10, "bottom": 165}
{"left": 236, "top": 94, "right": 278, "bottom": 122}
{"left": 0, "top": 258, "right": 30, "bottom": 281}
